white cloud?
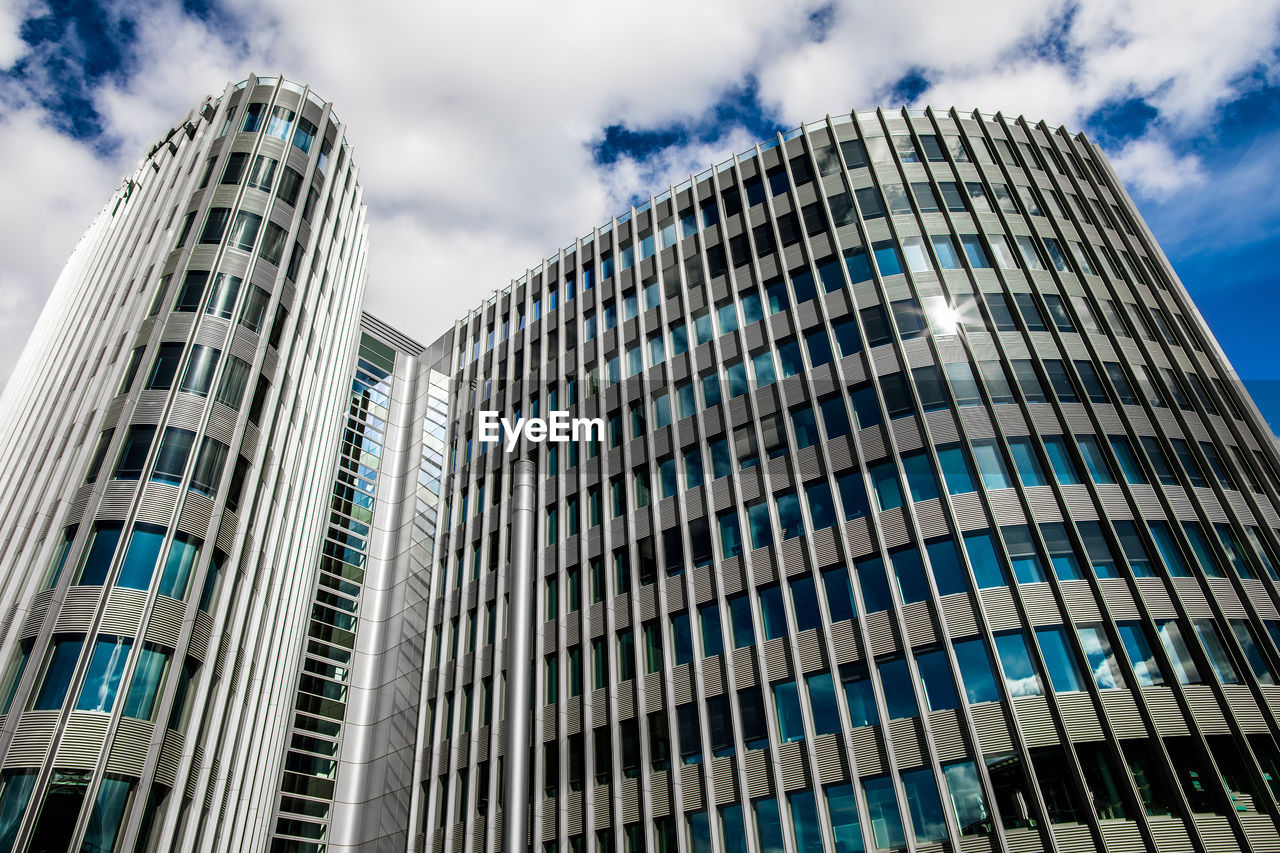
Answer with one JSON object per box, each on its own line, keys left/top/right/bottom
{"left": 1109, "top": 138, "right": 1206, "bottom": 199}
{"left": 1, "top": 0, "right": 1280, "bottom": 387}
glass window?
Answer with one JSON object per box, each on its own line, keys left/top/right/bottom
{"left": 994, "top": 631, "right": 1043, "bottom": 696}
{"left": 179, "top": 345, "right": 219, "bottom": 396}
{"left": 1148, "top": 521, "right": 1190, "bottom": 577}
{"left": 856, "top": 557, "right": 893, "bottom": 614}
{"left": 837, "top": 471, "right": 870, "bottom": 520}
{"left": 1043, "top": 436, "right": 1083, "bottom": 484}
{"left": 863, "top": 775, "right": 906, "bottom": 851}
{"left": 869, "top": 462, "right": 902, "bottom": 511}
{"left": 842, "top": 664, "right": 878, "bottom": 728}
{"left": 1078, "top": 624, "right": 1124, "bottom": 689}
{"left": 927, "top": 538, "right": 969, "bottom": 596}
{"left": 902, "top": 767, "right": 949, "bottom": 844}
{"left": 820, "top": 396, "right": 851, "bottom": 439}
{"left": 1044, "top": 360, "right": 1078, "bottom": 402}
{"left": 806, "top": 672, "right": 841, "bottom": 736}
{"left": 931, "top": 235, "right": 962, "bottom": 269}
{"left": 916, "top": 647, "right": 959, "bottom": 712}
{"left": 891, "top": 548, "right": 929, "bottom": 604}
{"left": 1118, "top": 621, "right": 1165, "bottom": 686}
{"left": 1036, "top": 626, "right": 1084, "bottom": 693}
{"left": 963, "top": 530, "right": 1008, "bottom": 588}
{"left": 1230, "top": 620, "right": 1275, "bottom": 684}
{"left": 1002, "top": 525, "right": 1046, "bottom": 583}
{"left": 972, "top": 439, "right": 1013, "bottom": 489}
{"left": 879, "top": 658, "right": 918, "bottom": 719}
{"left": 953, "top": 637, "right": 1001, "bottom": 704}
{"left": 76, "top": 523, "right": 123, "bottom": 585}
{"left": 936, "top": 444, "right": 975, "bottom": 494}
{"left": 1041, "top": 523, "right": 1084, "bottom": 580}
{"left": 227, "top": 210, "right": 262, "bottom": 251}
{"left": 151, "top": 427, "right": 195, "bottom": 484}
{"left": 1015, "top": 360, "right": 1047, "bottom": 408}
{"left": 901, "top": 452, "right": 939, "bottom": 502}
{"left": 1192, "top": 619, "right": 1239, "bottom": 685}
{"left": 76, "top": 635, "right": 132, "bottom": 713}
{"left": 824, "top": 783, "right": 866, "bottom": 853}
{"left": 32, "top": 635, "right": 85, "bottom": 710}
{"left": 823, "top": 566, "right": 856, "bottom": 623}
{"left": 773, "top": 680, "right": 805, "bottom": 742}
{"left": 1007, "top": 437, "right": 1048, "bottom": 486}
{"left": 123, "top": 644, "right": 170, "bottom": 718}
{"left": 116, "top": 524, "right": 165, "bottom": 590}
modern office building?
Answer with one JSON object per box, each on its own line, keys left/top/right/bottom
{"left": 1, "top": 75, "right": 1280, "bottom": 853}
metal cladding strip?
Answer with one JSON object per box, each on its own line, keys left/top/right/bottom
{"left": 505, "top": 459, "right": 538, "bottom": 853}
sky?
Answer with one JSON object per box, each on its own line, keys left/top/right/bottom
{"left": 0, "top": 0, "right": 1278, "bottom": 431}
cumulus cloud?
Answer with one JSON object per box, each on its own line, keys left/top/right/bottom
{"left": 1109, "top": 138, "right": 1207, "bottom": 199}
{"left": 1, "top": 0, "right": 1280, "bottom": 383}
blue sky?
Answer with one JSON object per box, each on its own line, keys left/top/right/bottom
{"left": 0, "top": 0, "right": 1278, "bottom": 431}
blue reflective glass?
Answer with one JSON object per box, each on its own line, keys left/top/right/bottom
{"left": 856, "top": 557, "right": 893, "bottom": 613}
{"left": 926, "top": 538, "right": 969, "bottom": 596}
{"left": 753, "top": 797, "right": 786, "bottom": 853}
{"left": 32, "top": 637, "right": 84, "bottom": 711}
{"left": 837, "top": 471, "right": 870, "bottom": 520}
{"left": 902, "top": 452, "right": 939, "bottom": 502}
{"left": 963, "top": 530, "right": 1008, "bottom": 588}
{"left": 773, "top": 681, "right": 805, "bottom": 741}
{"left": 994, "top": 631, "right": 1043, "bottom": 696}
{"left": 730, "top": 596, "right": 755, "bottom": 648}
{"left": 916, "top": 648, "right": 959, "bottom": 711}
{"left": 902, "top": 767, "right": 949, "bottom": 843}
{"left": 78, "top": 524, "right": 123, "bottom": 585}
{"left": 671, "top": 612, "right": 694, "bottom": 665}
{"left": 937, "top": 445, "right": 975, "bottom": 494}
{"left": 823, "top": 566, "right": 856, "bottom": 623}
{"left": 873, "top": 243, "right": 903, "bottom": 276}
{"left": 952, "top": 637, "right": 1000, "bottom": 704}
{"left": 699, "top": 605, "right": 723, "bottom": 658}
{"left": 1035, "top": 626, "right": 1083, "bottom": 693}
{"left": 806, "top": 481, "right": 837, "bottom": 530}
{"left": 760, "top": 586, "right": 787, "bottom": 640}
{"left": 870, "top": 462, "right": 903, "bottom": 510}
{"left": 76, "top": 636, "right": 132, "bottom": 712}
{"left": 825, "top": 784, "right": 866, "bottom": 853}
{"left": 806, "top": 330, "right": 833, "bottom": 367}
{"left": 821, "top": 397, "right": 851, "bottom": 438}
{"left": 790, "top": 575, "right": 821, "bottom": 632}
{"left": 776, "top": 491, "right": 803, "bottom": 540}
{"left": 879, "top": 658, "right": 918, "bottom": 719}
{"left": 891, "top": 548, "right": 929, "bottom": 604}
{"left": 842, "top": 670, "right": 878, "bottom": 727}
{"left": 832, "top": 318, "right": 861, "bottom": 357}
{"left": 863, "top": 776, "right": 906, "bottom": 850}
{"left": 747, "top": 501, "right": 773, "bottom": 550}
{"left": 116, "top": 525, "right": 165, "bottom": 590}
{"left": 788, "top": 789, "right": 825, "bottom": 853}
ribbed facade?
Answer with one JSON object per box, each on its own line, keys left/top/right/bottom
{"left": 4, "top": 84, "right": 1280, "bottom": 853}
{"left": 0, "top": 74, "right": 368, "bottom": 852}
{"left": 419, "top": 107, "right": 1280, "bottom": 853}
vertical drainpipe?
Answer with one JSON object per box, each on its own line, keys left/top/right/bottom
{"left": 503, "top": 459, "right": 537, "bottom": 853}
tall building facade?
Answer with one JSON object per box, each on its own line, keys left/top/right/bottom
{"left": 3, "top": 77, "right": 1280, "bottom": 853}
{"left": 0, "top": 75, "right": 370, "bottom": 851}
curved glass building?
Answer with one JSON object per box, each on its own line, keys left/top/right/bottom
{"left": 0, "top": 75, "right": 368, "bottom": 851}
{"left": 3, "top": 83, "right": 1280, "bottom": 853}
{"left": 418, "top": 107, "right": 1280, "bottom": 853}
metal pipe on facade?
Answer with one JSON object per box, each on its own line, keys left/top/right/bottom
{"left": 502, "top": 459, "right": 537, "bottom": 853}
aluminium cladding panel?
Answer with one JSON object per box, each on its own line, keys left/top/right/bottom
{"left": 417, "top": 106, "right": 1280, "bottom": 853}
{"left": 307, "top": 321, "right": 437, "bottom": 853}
